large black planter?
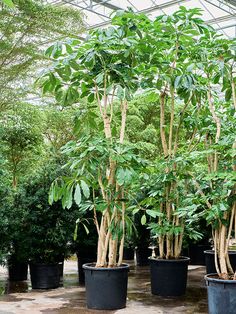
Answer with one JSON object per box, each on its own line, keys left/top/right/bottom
{"left": 135, "top": 247, "right": 152, "bottom": 266}
{"left": 205, "top": 274, "right": 236, "bottom": 314}
{"left": 8, "top": 259, "right": 28, "bottom": 282}
{"left": 123, "top": 247, "right": 134, "bottom": 260}
{"left": 149, "top": 256, "right": 190, "bottom": 296}
{"left": 77, "top": 246, "right": 97, "bottom": 284}
{"left": 204, "top": 250, "right": 236, "bottom": 274}
{"left": 188, "top": 244, "right": 211, "bottom": 265}
{"left": 29, "top": 263, "right": 60, "bottom": 289}
{"left": 83, "top": 263, "right": 129, "bottom": 310}
{"left": 58, "top": 261, "right": 64, "bottom": 278}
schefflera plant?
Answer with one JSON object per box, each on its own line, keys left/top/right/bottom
{"left": 136, "top": 7, "right": 211, "bottom": 259}
{"left": 41, "top": 16, "right": 142, "bottom": 267}
{"left": 190, "top": 33, "right": 236, "bottom": 279}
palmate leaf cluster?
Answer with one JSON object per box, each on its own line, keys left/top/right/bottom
{"left": 49, "top": 136, "right": 144, "bottom": 210}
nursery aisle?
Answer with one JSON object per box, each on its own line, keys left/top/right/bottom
{"left": 0, "top": 260, "right": 208, "bottom": 314}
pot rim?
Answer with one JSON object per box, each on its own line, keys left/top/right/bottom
{"left": 82, "top": 263, "right": 129, "bottom": 271}
{"left": 149, "top": 256, "right": 190, "bottom": 263}
{"left": 29, "top": 262, "right": 59, "bottom": 266}
{"left": 204, "top": 250, "right": 236, "bottom": 255}
{"left": 205, "top": 273, "right": 236, "bottom": 284}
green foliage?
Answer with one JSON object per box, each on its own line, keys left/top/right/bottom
{"left": 12, "top": 157, "right": 80, "bottom": 263}
{"left": 0, "top": 103, "right": 44, "bottom": 187}
{"left": 0, "top": 0, "right": 84, "bottom": 111}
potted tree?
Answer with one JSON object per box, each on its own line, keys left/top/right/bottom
{"left": 41, "top": 13, "right": 142, "bottom": 309}
{"left": 188, "top": 28, "right": 236, "bottom": 313}
{"left": 134, "top": 7, "right": 212, "bottom": 296}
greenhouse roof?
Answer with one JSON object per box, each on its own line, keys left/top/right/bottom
{"left": 48, "top": 0, "right": 236, "bottom": 38}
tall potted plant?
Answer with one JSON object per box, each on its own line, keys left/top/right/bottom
{"left": 188, "top": 29, "right": 236, "bottom": 313}
{"left": 42, "top": 14, "right": 142, "bottom": 309}
{"left": 135, "top": 7, "right": 211, "bottom": 296}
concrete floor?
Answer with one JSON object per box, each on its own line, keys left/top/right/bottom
{"left": 0, "top": 260, "right": 208, "bottom": 314}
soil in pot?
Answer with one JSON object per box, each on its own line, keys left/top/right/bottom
{"left": 204, "top": 250, "right": 236, "bottom": 274}
{"left": 149, "top": 256, "right": 190, "bottom": 296}
{"left": 205, "top": 274, "right": 236, "bottom": 314}
{"left": 83, "top": 263, "right": 129, "bottom": 310}
{"left": 8, "top": 259, "right": 28, "bottom": 282}
{"left": 29, "top": 263, "right": 60, "bottom": 289}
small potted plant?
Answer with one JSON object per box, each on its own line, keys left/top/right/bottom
{"left": 0, "top": 185, "right": 30, "bottom": 282}
{"left": 16, "top": 159, "right": 78, "bottom": 289}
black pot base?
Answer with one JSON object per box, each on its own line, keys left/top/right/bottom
{"left": 150, "top": 257, "right": 190, "bottom": 296}
{"left": 30, "top": 263, "right": 60, "bottom": 289}
{"left": 83, "top": 263, "right": 129, "bottom": 310}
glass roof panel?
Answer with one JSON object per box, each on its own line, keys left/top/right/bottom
{"left": 47, "top": 0, "right": 236, "bottom": 38}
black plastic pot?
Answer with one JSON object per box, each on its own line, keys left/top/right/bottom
{"left": 8, "top": 260, "right": 28, "bottom": 281}
{"left": 204, "top": 250, "right": 236, "bottom": 274}
{"left": 149, "top": 256, "right": 190, "bottom": 296}
{"left": 83, "top": 263, "right": 129, "bottom": 310}
{"left": 135, "top": 247, "right": 152, "bottom": 266}
{"left": 77, "top": 246, "right": 97, "bottom": 284}
{"left": 205, "top": 274, "right": 236, "bottom": 314}
{"left": 188, "top": 244, "right": 211, "bottom": 265}
{"left": 123, "top": 247, "right": 134, "bottom": 260}
{"left": 58, "top": 261, "right": 64, "bottom": 278}
{"left": 29, "top": 263, "right": 60, "bottom": 289}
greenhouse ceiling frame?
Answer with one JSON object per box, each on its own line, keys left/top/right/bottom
{"left": 50, "top": 0, "right": 236, "bottom": 37}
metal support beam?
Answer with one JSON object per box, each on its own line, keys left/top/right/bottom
{"left": 207, "top": 14, "right": 236, "bottom": 24}
{"left": 204, "top": 0, "right": 236, "bottom": 15}
{"left": 139, "top": 0, "right": 190, "bottom": 14}
{"left": 89, "top": 0, "right": 190, "bottom": 29}
{"left": 216, "top": 23, "right": 236, "bottom": 31}
{"left": 91, "top": 0, "right": 122, "bottom": 11}
{"left": 61, "top": 0, "right": 110, "bottom": 19}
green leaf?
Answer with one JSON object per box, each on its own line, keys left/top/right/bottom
{"left": 3, "top": 0, "right": 14, "bottom": 8}
{"left": 174, "top": 75, "right": 182, "bottom": 88}
{"left": 45, "top": 45, "right": 54, "bottom": 57}
{"left": 95, "top": 73, "right": 104, "bottom": 84}
{"left": 82, "top": 223, "right": 90, "bottom": 235}
{"left": 48, "top": 184, "right": 54, "bottom": 205}
{"left": 146, "top": 209, "right": 159, "bottom": 218}
{"left": 80, "top": 180, "right": 90, "bottom": 198}
{"left": 141, "top": 214, "right": 147, "bottom": 225}
{"left": 62, "top": 184, "right": 73, "bottom": 209}
{"left": 117, "top": 168, "right": 125, "bottom": 185}
{"left": 225, "top": 88, "right": 232, "bottom": 102}
{"left": 132, "top": 208, "right": 139, "bottom": 215}
{"left": 74, "top": 184, "right": 81, "bottom": 206}
{"left": 117, "top": 85, "right": 124, "bottom": 100}
{"left": 87, "top": 93, "right": 95, "bottom": 103}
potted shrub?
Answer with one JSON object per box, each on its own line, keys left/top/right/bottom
{"left": 43, "top": 13, "right": 144, "bottom": 309}
{"left": 0, "top": 105, "right": 44, "bottom": 281}
{"left": 16, "top": 159, "right": 79, "bottom": 289}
